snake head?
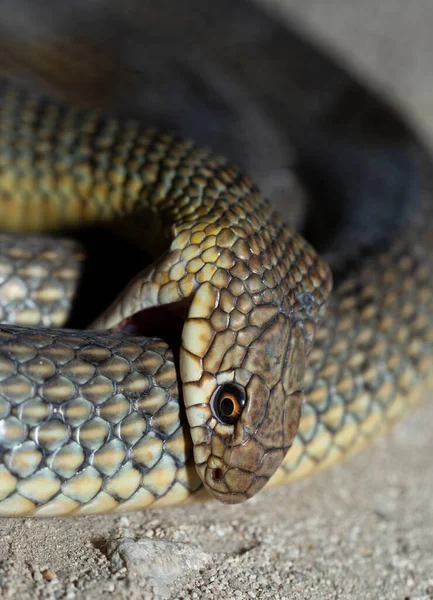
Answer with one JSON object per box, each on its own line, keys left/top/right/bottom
{"left": 177, "top": 208, "right": 332, "bottom": 504}
{"left": 181, "top": 282, "right": 311, "bottom": 504}
{"left": 96, "top": 198, "right": 331, "bottom": 503}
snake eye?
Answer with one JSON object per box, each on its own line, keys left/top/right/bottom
{"left": 211, "top": 383, "right": 246, "bottom": 425}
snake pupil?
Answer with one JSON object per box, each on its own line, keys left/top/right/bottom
{"left": 220, "top": 396, "right": 235, "bottom": 416}
{"left": 212, "top": 383, "right": 246, "bottom": 425}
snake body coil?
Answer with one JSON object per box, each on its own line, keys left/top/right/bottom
{"left": 0, "top": 80, "right": 432, "bottom": 516}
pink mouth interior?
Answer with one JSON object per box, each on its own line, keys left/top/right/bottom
{"left": 113, "top": 297, "right": 191, "bottom": 349}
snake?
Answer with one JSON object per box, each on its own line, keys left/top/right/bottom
{"left": 0, "top": 77, "right": 432, "bottom": 518}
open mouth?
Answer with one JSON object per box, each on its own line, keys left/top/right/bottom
{"left": 112, "top": 297, "right": 192, "bottom": 363}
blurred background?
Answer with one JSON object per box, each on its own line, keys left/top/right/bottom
{"left": 0, "top": 0, "right": 429, "bottom": 224}
{"left": 262, "top": 0, "right": 433, "bottom": 144}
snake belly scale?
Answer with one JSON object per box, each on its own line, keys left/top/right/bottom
{"left": 0, "top": 80, "right": 431, "bottom": 516}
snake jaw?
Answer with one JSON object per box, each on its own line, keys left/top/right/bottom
{"left": 191, "top": 385, "right": 304, "bottom": 504}
{"left": 181, "top": 282, "right": 307, "bottom": 503}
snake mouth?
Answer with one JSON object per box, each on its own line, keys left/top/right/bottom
{"left": 113, "top": 298, "right": 192, "bottom": 350}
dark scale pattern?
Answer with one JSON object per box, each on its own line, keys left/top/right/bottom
{"left": 278, "top": 174, "right": 433, "bottom": 483}
{"left": 0, "top": 233, "right": 84, "bottom": 328}
{"left": 0, "top": 327, "right": 201, "bottom": 516}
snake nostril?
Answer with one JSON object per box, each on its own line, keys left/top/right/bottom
{"left": 212, "top": 468, "right": 223, "bottom": 481}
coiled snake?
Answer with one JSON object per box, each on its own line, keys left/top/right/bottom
{"left": 0, "top": 79, "right": 432, "bottom": 517}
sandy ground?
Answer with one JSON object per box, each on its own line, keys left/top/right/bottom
{"left": 0, "top": 1, "right": 433, "bottom": 599}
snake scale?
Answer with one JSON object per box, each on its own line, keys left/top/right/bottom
{"left": 0, "top": 78, "right": 432, "bottom": 517}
